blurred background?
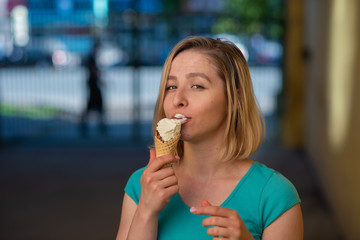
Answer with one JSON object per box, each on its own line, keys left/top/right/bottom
{"left": 0, "top": 0, "right": 359, "bottom": 239}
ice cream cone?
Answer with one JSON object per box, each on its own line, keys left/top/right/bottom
{"left": 154, "top": 131, "right": 181, "bottom": 168}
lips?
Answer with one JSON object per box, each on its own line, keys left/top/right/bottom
{"left": 173, "top": 113, "right": 189, "bottom": 124}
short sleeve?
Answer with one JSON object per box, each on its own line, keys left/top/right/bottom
{"left": 124, "top": 167, "right": 146, "bottom": 204}
{"left": 259, "top": 171, "right": 301, "bottom": 228}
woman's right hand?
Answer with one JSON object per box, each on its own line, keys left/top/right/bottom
{"left": 138, "top": 149, "right": 180, "bottom": 217}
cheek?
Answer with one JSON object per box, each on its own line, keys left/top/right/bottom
{"left": 163, "top": 96, "right": 172, "bottom": 117}
{"left": 207, "top": 93, "right": 227, "bottom": 113}
{"left": 210, "top": 98, "right": 228, "bottom": 122}
{"left": 195, "top": 98, "right": 227, "bottom": 125}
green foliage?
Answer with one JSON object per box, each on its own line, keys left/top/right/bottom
{"left": 212, "top": 17, "right": 241, "bottom": 34}
{"left": 215, "top": 0, "right": 285, "bottom": 39}
{"left": 160, "top": 0, "right": 181, "bottom": 16}
{"left": 158, "top": 0, "right": 285, "bottom": 40}
{"left": 1, "top": 104, "right": 60, "bottom": 119}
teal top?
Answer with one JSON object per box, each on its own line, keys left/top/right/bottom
{"left": 125, "top": 161, "right": 300, "bottom": 240}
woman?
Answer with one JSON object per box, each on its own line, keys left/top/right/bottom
{"left": 117, "top": 36, "right": 303, "bottom": 240}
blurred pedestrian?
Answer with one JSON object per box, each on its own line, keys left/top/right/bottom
{"left": 79, "top": 43, "right": 106, "bottom": 136}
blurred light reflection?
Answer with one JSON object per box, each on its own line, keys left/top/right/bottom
{"left": 11, "top": 5, "right": 29, "bottom": 47}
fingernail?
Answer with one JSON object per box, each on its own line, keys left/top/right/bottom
{"left": 190, "top": 207, "right": 197, "bottom": 213}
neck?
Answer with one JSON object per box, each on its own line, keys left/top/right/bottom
{"left": 178, "top": 140, "right": 229, "bottom": 180}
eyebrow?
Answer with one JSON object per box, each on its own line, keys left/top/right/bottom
{"left": 167, "top": 75, "right": 177, "bottom": 81}
{"left": 167, "top": 72, "right": 211, "bottom": 82}
{"left": 186, "top": 72, "right": 211, "bottom": 82}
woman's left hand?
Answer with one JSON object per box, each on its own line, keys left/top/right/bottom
{"left": 190, "top": 200, "right": 254, "bottom": 240}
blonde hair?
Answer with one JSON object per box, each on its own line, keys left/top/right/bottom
{"left": 153, "top": 36, "right": 265, "bottom": 161}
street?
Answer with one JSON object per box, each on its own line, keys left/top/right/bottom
{"left": 0, "top": 66, "right": 282, "bottom": 139}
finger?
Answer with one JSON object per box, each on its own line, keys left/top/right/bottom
{"left": 206, "top": 226, "right": 229, "bottom": 238}
{"left": 148, "top": 154, "right": 180, "bottom": 171}
{"left": 190, "top": 206, "right": 229, "bottom": 217}
{"left": 201, "top": 199, "right": 211, "bottom": 207}
{"left": 154, "top": 166, "right": 176, "bottom": 180}
{"left": 163, "top": 184, "right": 179, "bottom": 199}
{"left": 142, "top": 167, "right": 175, "bottom": 188}
{"left": 159, "top": 175, "right": 178, "bottom": 188}
{"left": 202, "top": 216, "right": 231, "bottom": 228}
{"left": 149, "top": 148, "right": 156, "bottom": 163}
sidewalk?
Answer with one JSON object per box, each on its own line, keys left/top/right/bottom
{"left": 0, "top": 138, "right": 343, "bottom": 240}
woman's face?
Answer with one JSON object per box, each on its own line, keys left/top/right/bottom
{"left": 163, "top": 49, "right": 228, "bottom": 143}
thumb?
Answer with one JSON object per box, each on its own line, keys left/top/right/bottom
{"left": 149, "top": 148, "right": 156, "bottom": 163}
{"left": 201, "top": 199, "right": 212, "bottom": 207}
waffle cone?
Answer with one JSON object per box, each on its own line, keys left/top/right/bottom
{"left": 154, "top": 132, "right": 181, "bottom": 168}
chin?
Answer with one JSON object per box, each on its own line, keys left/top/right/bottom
{"left": 180, "top": 131, "right": 191, "bottom": 141}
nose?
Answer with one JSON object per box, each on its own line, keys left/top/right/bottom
{"left": 173, "top": 86, "right": 188, "bottom": 108}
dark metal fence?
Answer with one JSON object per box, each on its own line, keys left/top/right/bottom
{"left": 0, "top": 0, "right": 284, "bottom": 143}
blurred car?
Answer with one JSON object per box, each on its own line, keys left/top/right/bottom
{"left": 51, "top": 49, "right": 81, "bottom": 69}
{"left": 210, "top": 33, "right": 283, "bottom": 66}
{"left": 212, "top": 33, "right": 249, "bottom": 62}
{"left": 249, "top": 34, "right": 283, "bottom": 65}
{"left": 96, "top": 41, "right": 129, "bottom": 68}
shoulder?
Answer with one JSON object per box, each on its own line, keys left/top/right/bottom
{"left": 124, "top": 167, "right": 146, "bottom": 204}
{"left": 250, "top": 162, "right": 297, "bottom": 191}
{"left": 252, "top": 162, "right": 301, "bottom": 228}
{"left": 249, "top": 161, "right": 276, "bottom": 179}
{"left": 253, "top": 162, "right": 299, "bottom": 202}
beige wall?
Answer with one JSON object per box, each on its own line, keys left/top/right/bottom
{"left": 304, "top": 0, "right": 360, "bottom": 239}
{"left": 282, "top": 0, "right": 305, "bottom": 148}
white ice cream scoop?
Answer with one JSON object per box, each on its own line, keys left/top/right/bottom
{"left": 174, "top": 113, "right": 188, "bottom": 124}
{"left": 156, "top": 118, "right": 181, "bottom": 142}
